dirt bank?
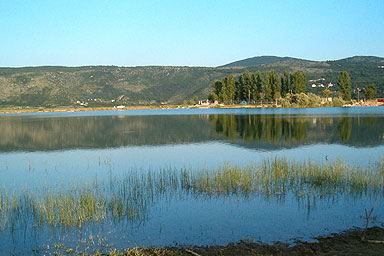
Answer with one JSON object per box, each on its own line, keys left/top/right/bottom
{"left": 187, "top": 226, "right": 384, "bottom": 256}
{"left": 42, "top": 226, "right": 384, "bottom": 255}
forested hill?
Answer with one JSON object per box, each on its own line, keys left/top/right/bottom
{"left": 0, "top": 56, "right": 383, "bottom": 107}
{"left": 219, "top": 56, "right": 312, "bottom": 67}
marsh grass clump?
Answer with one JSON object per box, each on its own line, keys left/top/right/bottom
{"left": 0, "top": 158, "right": 383, "bottom": 231}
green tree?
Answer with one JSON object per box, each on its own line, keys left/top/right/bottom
{"left": 227, "top": 74, "right": 237, "bottom": 104}
{"left": 364, "top": 84, "right": 376, "bottom": 100}
{"left": 208, "top": 92, "right": 218, "bottom": 102}
{"left": 212, "top": 80, "right": 223, "bottom": 98}
{"left": 220, "top": 77, "right": 229, "bottom": 103}
{"left": 250, "top": 74, "right": 257, "bottom": 102}
{"left": 242, "top": 71, "right": 252, "bottom": 102}
{"left": 291, "top": 71, "right": 306, "bottom": 94}
{"left": 322, "top": 89, "right": 332, "bottom": 101}
{"left": 237, "top": 75, "right": 244, "bottom": 101}
{"left": 254, "top": 72, "right": 262, "bottom": 100}
{"left": 281, "top": 71, "right": 290, "bottom": 97}
{"left": 262, "top": 72, "right": 272, "bottom": 101}
{"left": 337, "top": 71, "right": 351, "bottom": 100}
{"left": 270, "top": 70, "right": 281, "bottom": 103}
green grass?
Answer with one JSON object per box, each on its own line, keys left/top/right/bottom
{"left": 0, "top": 158, "right": 383, "bottom": 232}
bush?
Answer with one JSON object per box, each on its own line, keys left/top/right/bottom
{"left": 307, "top": 93, "right": 321, "bottom": 107}
{"left": 332, "top": 97, "right": 345, "bottom": 107}
{"left": 296, "top": 93, "right": 310, "bottom": 107}
{"left": 279, "top": 97, "right": 291, "bottom": 108}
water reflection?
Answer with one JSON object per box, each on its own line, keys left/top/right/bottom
{"left": 0, "top": 113, "right": 383, "bottom": 152}
{"left": 210, "top": 114, "right": 383, "bottom": 147}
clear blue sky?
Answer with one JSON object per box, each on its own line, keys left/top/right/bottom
{"left": 0, "top": 0, "right": 383, "bottom": 67}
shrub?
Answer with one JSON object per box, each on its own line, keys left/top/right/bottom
{"left": 332, "top": 97, "right": 345, "bottom": 107}
{"left": 307, "top": 93, "right": 322, "bottom": 107}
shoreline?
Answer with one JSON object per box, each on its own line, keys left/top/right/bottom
{"left": 37, "top": 226, "right": 384, "bottom": 255}
{"left": 0, "top": 102, "right": 382, "bottom": 115}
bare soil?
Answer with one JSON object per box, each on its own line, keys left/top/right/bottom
{"left": 182, "top": 227, "right": 384, "bottom": 256}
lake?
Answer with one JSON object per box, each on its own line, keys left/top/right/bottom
{"left": 0, "top": 107, "right": 383, "bottom": 255}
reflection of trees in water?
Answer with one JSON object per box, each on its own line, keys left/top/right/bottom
{"left": 211, "top": 114, "right": 309, "bottom": 143}
{"left": 211, "top": 115, "right": 384, "bottom": 145}
{"left": 0, "top": 114, "right": 382, "bottom": 152}
{"left": 339, "top": 117, "right": 352, "bottom": 142}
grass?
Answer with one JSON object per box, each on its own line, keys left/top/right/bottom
{"left": 0, "top": 158, "right": 383, "bottom": 232}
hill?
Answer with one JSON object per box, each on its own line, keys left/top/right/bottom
{"left": 219, "top": 56, "right": 312, "bottom": 67}
{"left": 0, "top": 56, "right": 383, "bottom": 107}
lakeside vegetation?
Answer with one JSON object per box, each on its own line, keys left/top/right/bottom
{"left": 1, "top": 158, "right": 383, "bottom": 232}
{"left": 208, "top": 69, "right": 378, "bottom": 107}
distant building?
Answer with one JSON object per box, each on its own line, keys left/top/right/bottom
{"left": 198, "top": 100, "right": 210, "bottom": 106}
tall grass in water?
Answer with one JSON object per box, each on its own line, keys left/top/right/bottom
{"left": 0, "top": 158, "right": 383, "bottom": 231}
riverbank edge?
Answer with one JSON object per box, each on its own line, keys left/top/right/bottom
{"left": 39, "top": 226, "right": 384, "bottom": 255}
{"left": 0, "top": 102, "right": 383, "bottom": 114}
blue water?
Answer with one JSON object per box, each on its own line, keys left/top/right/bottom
{"left": 0, "top": 107, "right": 383, "bottom": 255}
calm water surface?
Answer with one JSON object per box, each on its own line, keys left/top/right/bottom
{"left": 0, "top": 107, "right": 383, "bottom": 254}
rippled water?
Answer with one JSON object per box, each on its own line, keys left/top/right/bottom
{"left": 0, "top": 107, "right": 383, "bottom": 255}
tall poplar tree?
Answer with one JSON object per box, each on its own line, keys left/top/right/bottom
{"left": 337, "top": 71, "right": 351, "bottom": 100}
{"left": 213, "top": 80, "right": 222, "bottom": 96}
{"left": 237, "top": 75, "right": 244, "bottom": 101}
{"left": 255, "top": 71, "right": 262, "bottom": 100}
{"left": 242, "top": 71, "right": 252, "bottom": 102}
{"left": 270, "top": 70, "right": 281, "bottom": 101}
{"left": 220, "top": 77, "right": 229, "bottom": 103}
{"left": 250, "top": 74, "right": 256, "bottom": 103}
{"left": 263, "top": 72, "right": 272, "bottom": 101}
{"left": 227, "top": 74, "right": 237, "bottom": 103}
{"left": 281, "top": 71, "right": 290, "bottom": 96}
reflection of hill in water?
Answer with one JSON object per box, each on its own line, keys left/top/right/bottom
{"left": 0, "top": 114, "right": 382, "bottom": 152}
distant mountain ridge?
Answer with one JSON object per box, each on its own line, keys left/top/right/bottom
{"left": 220, "top": 55, "right": 384, "bottom": 68}
{"left": 219, "top": 56, "right": 313, "bottom": 67}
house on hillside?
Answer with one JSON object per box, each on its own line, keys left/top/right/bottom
{"left": 198, "top": 100, "right": 210, "bottom": 106}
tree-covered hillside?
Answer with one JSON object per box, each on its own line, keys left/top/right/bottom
{"left": 219, "top": 56, "right": 311, "bottom": 67}
{"left": 0, "top": 56, "right": 383, "bottom": 107}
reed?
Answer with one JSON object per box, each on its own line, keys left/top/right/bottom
{"left": 0, "top": 158, "right": 383, "bottom": 232}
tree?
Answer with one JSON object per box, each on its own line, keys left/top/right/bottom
{"left": 270, "top": 70, "right": 281, "bottom": 103}
{"left": 337, "top": 71, "right": 351, "bottom": 101}
{"left": 242, "top": 71, "right": 252, "bottom": 102}
{"left": 208, "top": 92, "right": 218, "bottom": 102}
{"left": 227, "top": 74, "right": 237, "bottom": 104}
{"left": 250, "top": 74, "right": 257, "bottom": 103}
{"left": 281, "top": 71, "right": 290, "bottom": 97}
{"left": 364, "top": 84, "right": 376, "bottom": 100}
{"left": 262, "top": 72, "right": 272, "bottom": 101}
{"left": 291, "top": 71, "right": 306, "bottom": 94}
{"left": 322, "top": 89, "right": 332, "bottom": 101}
{"left": 255, "top": 72, "right": 262, "bottom": 100}
{"left": 237, "top": 75, "right": 244, "bottom": 101}
{"left": 220, "top": 77, "right": 229, "bottom": 103}
{"left": 213, "top": 80, "right": 223, "bottom": 98}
